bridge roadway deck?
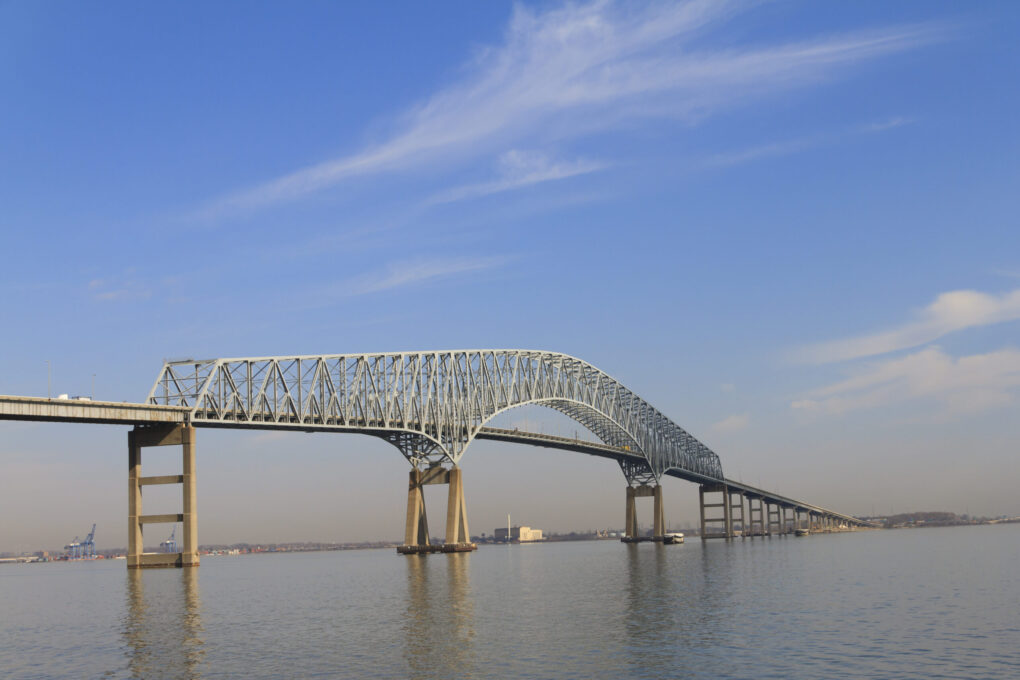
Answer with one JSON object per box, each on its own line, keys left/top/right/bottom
{"left": 0, "top": 395, "right": 873, "bottom": 526}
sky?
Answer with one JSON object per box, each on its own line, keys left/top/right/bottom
{"left": 1, "top": 0, "right": 1018, "bottom": 552}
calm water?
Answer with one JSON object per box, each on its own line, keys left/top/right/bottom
{"left": 1, "top": 525, "right": 1017, "bottom": 679}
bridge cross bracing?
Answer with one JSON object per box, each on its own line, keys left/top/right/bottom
{"left": 147, "top": 350, "right": 723, "bottom": 482}
{"left": 0, "top": 348, "right": 878, "bottom": 567}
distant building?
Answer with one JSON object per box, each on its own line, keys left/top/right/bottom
{"left": 494, "top": 526, "right": 544, "bottom": 542}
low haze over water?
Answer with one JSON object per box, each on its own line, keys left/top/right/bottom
{"left": 2, "top": 526, "right": 1017, "bottom": 679}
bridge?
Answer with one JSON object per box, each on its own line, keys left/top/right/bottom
{"left": 0, "top": 350, "right": 876, "bottom": 567}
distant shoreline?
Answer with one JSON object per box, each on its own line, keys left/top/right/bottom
{"left": 5, "top": 519, "right": 1018, "bottom": 562}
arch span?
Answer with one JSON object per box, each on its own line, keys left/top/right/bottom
{"left": 147, "top": 350, "right": 724, "bottom": 481}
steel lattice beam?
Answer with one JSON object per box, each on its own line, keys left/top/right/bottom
{"left": 147, "top": 350, "right": 724, "bottom": 481}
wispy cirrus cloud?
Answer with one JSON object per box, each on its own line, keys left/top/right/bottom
{"left": 333, "top": 256, "right": 506, "bottom": 297}
{"left": 88, "top": 276, "right": 151, "bottom": 302}
{"left": 198, "top": 0, "right": 940, "bottom": 219}
{"left": 859, "top": 116, "right": 913, "bottom": 133}
{"left": 793, "top": 288, "right": 1020, "bottom": 364}
{"left": 428, "top": 150, "right": 606, "bottom": 204}
{"left": 706, "top": 136, "right": 823, "bottom": 168}
{"left": 792, "top": 346, "right": 1020, "bottom": 416}
{"left": 706, "top": 116, "right": 913, "bottom": 168}
{"left": 711, "top": 413, "right": 749, "bottom": 432}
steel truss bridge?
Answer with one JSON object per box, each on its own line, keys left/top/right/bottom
{"left": 1, "top": 349, "right": 877, "bottom": 567}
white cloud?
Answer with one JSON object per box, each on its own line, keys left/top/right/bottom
{"left": 711, "top": 413, "right": 749, "bottom": 432}
{"left": 706, "top": 136, "right": 820, "bottom": 167}
{"left": 706, "top": 116, "right": 913, "bottom": 168}
{"left": 860, "top": 116, "right": 913, "bottom": 133}
{"left": 794, "top": 288, "right": 1020, "bottom": 364}
{"left": 792, "top": 346, "right": 1020, "bottom": 416}
{"left": 335, "top": 256, "right": 505, "bottom": 297}
{"left": 428, "top": 150, "right": 606, "bottom": 204}
{"left": 200, "top": 1, "right": 938, "bottom": 218}
{"left": 87, "top": 275, "right": 151, "bottom": 302}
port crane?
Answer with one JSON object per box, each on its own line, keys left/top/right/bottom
{"left": 63, "top": 524, "right": 96, "bottom": 559}
{"left": 81, "top": 524, "right": 96, "bottom": 559}
{"left": 160, "top": 526, "right": 177, "bottom": 553}
{"left": 64, "top": 536, "right": 81, "bottom": 559}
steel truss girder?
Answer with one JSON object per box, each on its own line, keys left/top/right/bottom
{"left": 147, "top": 350, "right": 724, "bottom": 481}
{"left": 383, "top": 431, "right": 452, "bottom": 469}
{"left": 618, "top": 458, "right": 658, "bottom": 486}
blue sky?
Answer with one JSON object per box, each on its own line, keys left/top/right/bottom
{"left": 1, "top": 1, "right": 1018, "bottom": 551}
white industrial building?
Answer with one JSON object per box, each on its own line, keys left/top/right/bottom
{"left": 494, "top": 526, "right": 544, "bottom": 542}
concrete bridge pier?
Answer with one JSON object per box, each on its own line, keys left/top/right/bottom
{"left": 698, "top": 484, "right": 728, "bottom": 539}
{"left": 748, "top": 496, "right": 766, "bottom": 537}
{"left": 127, "top": 424, "right": 198, "bottom": 569}
{"left": 766, "top": 502, "right": 781, "bottom": 536}
{"left": 730, "top": 490, "right": 746, "bottom": 538}
{"left": 398, "top": 466, "right": 476, "bottom": 554}
{"left": 622, "top": 484, "right": 664, "bottom": 542}
{"left": 701, "top": 484, "right": 759, "bottom": 540}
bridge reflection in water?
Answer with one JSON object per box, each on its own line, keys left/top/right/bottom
{"left": 124, "top": 569, "right": 204, "bottom": 678}
{"left": 404, "top": 554, "right": 476, "bottom": 679}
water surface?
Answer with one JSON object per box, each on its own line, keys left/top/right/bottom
{"left": 2, "top": 525, "right": 1017, "bottom": 679}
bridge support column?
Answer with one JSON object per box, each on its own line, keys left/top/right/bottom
{"left": 127, "top": 424, "right": 198, "bottom": 569}
{"left": 748, "top": 497, "right": 765, "bottom": 537}
{"left": 403, "top": 468, "right": 430, "bottom": 549}
{"left": 625, "top": 487, "right": 637, "bottom": 539}
{"left": 622, "top": 484, "right": 662, "bottom": 541}
{"left": 444, "top": 466, "right": 471, "bottom": 549}
{"left": 398, "top": 466, "right": 476, "bottom": 554}
{"left": 723, "top": 486, "right": 733, "bottom": 538}
{"left": 729, "top": 490, "right": 745, "bottom": 538}
{"left": 699, "top": 486, "right": 706, "bottom": 537}
{"left": 653, "top": 484, "right": 665, "bottom": 539}
{"left": 766, "top": 502, "right": 781, "bottom": 536}
{"left": 698, "top": 484, "right": 729, "bottom": 539}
